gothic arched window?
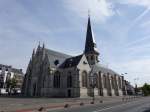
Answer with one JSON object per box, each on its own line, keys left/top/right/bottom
{"left": 103, "top": 75, "right": 107, "bottom": 88}
{"left": 86, "top": 56, "right": 89, "bottom": 60}
{"left": 111, "top": 76, "right": 115, "bottom": 89}
{"left": 82, "top": 71, "right": 88, "bottom": 87}
{"left": 91, "top": 55, "right": 94, "bottom": 60}
{"left": 99, "top": 71, "right": 102, "bottom": 88}
{"left": 53, "top": 71, "right": 60, "bottom": 88}
{"left": 67, "top": 73, "right": 72, "bottom": 88}
{"left": 118, "top": 77, "right": 122, "bottom": 89}
{"left": 94, "top": 73, "right": 98, "bottom": 88}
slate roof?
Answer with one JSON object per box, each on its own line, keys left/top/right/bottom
{"left": 0, "top": 64, "right": 11, "bottom": 68}
{"left": 84, "top": 16, "right": 99, "bottom": 54}
{"left": 44, "top": 48, "right": 71, "bottom": 68}
{"left": 12, "top": 68, "right": 23, "bottom": 74}
{"left": 44, "top": 48, "right": 120, "bottom": 75}
{"left": 0, "top": 64, "right": 23, "bottom": 74}
{"left": 92, "top": 64, "right": 119, "bottom": 76}
{"left": 60, "top": 55, "right": 83, "bottom": 68}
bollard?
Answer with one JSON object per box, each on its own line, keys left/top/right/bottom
{"left": 80, "top": 102, "right": 84, "bottom": 106}
{"left": 100, "top": 100, "right": 103, "bottom": 103}
{"left": 90, "top": 101, "right": 94, "bottom": 104}
{"left": 64, "top": 104, "right": 69, "bottom": 108}
{"left": 126, "top": 98, "right": 128, "bottom": 101}
{"left": 38, "top": 107, "right": 45, "bottom": 111}
{"left": 122, "top": 97, "right": 124, "bottom": 101}
{"left": 129, "top": 96, "right": 130, "bottom": 101}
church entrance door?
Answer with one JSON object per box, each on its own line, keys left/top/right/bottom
{"left": 67, "top": 89, "right": 71, "bottom": 97}
{"left": 33, "top": 83, "right": 36, "bottom": 96}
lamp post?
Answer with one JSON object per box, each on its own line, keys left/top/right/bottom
{"left": 121, "top": 73, "right": 127, "bottom": 96}
{"left": 134, "top": 78, "right": 139, "bottom": 96}
{"left": 89, "top": 73, "right": 96, "bottom": 104}
{"left": 121, "top": 73, "right": 128, "bottom": 101}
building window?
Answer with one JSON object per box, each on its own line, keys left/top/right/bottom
{"left": 43, "top": 76, "right": 45, "bottom": 87}
{"left": 111, "top": 76, "right": 115, "bottom": 89}
{"left": 82, "top": 71, "right": 87, "bottom": 87}
{"left": 86, "top": 56, "right": 89, "bottom": 60}
{"left": 118, "top": 77, "right": 122, "bottom": 89}
{"left": 103, "top": 75, "right": 107, "bottom": 88}
{"left": 6, "top": 68, "right": 8, "bottom": 71}
{"left": 67, "top": 74, "right": 72, "bottom": 88}
{"left": 54, "top": 60, "right": 59, "bottom": 66}
{"left": 99, "top": 72, "right": 102, "bottom": 88}
{"left": 95, "top": 74, "right": 99, "bottom": 88}
{"left": 96, "top": 56, "right": 98, "bottom": 61}
{"left": 91, "top": 55, "right": 94, "bottom": 60}
{"left": 53, "top": 72, "right": 60, "bottom": 88}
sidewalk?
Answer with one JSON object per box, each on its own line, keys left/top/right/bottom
{"left": 0, "top": 96, "right": 141, "bottom": 112}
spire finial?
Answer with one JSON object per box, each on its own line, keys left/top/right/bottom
{"left": 38, "top": 41, "right": 40, "bottom": 46}
{"left": 43, "top": 42, "right": 45, "bottom": 49}
{"left": 84, "top": 11, "right": 99, "bottom": 55}
{"left": 33, "top": 48, "right": 35, "bottom": 53}
{"left": 32, "top": 48, "right": 35, "bottom": 57}
{"left": 88, "top": 9, "right": 90, "bottom": 18}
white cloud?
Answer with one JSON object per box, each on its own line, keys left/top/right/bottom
{"left": 126, "top": 35, "right": 150, "bottom": 47}
{"left": 116, "top": 0, "right": 150, "bottom": 7}
{"left": 111, "top": 59, "right": 150, "bottom": 86}
{"left": 63, "top": 0, "right": 114, "bottom": 22}
{"left": 140, "top": 20, "right": 150, "bottom": 28}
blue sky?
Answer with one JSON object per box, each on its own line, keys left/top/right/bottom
{"left": 0, "top": 0, "right": 150, "bottom": 86}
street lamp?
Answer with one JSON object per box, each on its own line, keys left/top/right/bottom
{"left": 134, "top": 78, "right": 139, "bottom": 96}
{"left": 89, "top": 73, "right": 97, "bottom": 104}
{"left": 121, "top": 73, "right": 128, "bottom": 96}
{"left": 121, "top": 73, "right": 128, "bottom": 101}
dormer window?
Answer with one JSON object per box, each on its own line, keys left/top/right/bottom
{"left": 70, "top": 58, "right": 73, "bottom": 61}
{"left": 54, "top": 60, "right": 59, "bottom": 66}
{"left": 96, "top": 56, "right": 98, "bottom": 61}
{"left": 69, "top": 63, "right": 72, "bottom": 67}
{"left": 94, "top": 43, "right": 97, "bottom": 47}
{"left": 83, "top": 61, "right": 87, "bottom": 65}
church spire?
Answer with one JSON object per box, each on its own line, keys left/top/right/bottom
{"left": 84, "top": 15, "right": 99, "bottom": 65}
{"left": 84, "top": 15, "right": 99, "bottom": 55}
{"left": 32, "top": 48, "right": 35, "bottom": 58}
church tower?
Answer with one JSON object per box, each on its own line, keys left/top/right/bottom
{"left": 84, "top": 16, "right": 99, "bottom": 65}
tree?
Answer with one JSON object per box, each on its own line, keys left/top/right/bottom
{"left": 6, "top": 77, "right": 17, "bottom": 95}
{"left": 142, "top": 83, "right": 150, "bottom": 96}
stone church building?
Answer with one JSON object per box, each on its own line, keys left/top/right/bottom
{"left": 22, "top": 17, "right": 127, "bottom": 97}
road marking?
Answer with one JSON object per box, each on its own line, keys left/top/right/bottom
{"left": 93, "top": 104, "right": 126, "bottom": 112}
{"left": 93, "top": 100, "right": 143, "bottom": 112}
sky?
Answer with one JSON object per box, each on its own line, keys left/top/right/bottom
{"left": 0, "top": 0, "right": 150, "bottom": 86}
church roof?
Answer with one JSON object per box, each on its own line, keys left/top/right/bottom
{"left": 45, "top": 48, "right": 71, "bottom": 68}
{"left": 0, "top": 64, "right": 23, "bottom": 74}
{"left": 84, "top": 16, "right": 99, "bottom": 54}
{"left": 43, "top": 48, "right": 120, "bottom": 75}
{"left": 92, "top": 64, "right": 119, "bottom": 76}
{"left": 60, "top": 55, "right": 83, "bottom": 68}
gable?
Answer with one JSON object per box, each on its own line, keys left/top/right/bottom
{"left": 77, "top": 55, "right": 91, "bottom": 71}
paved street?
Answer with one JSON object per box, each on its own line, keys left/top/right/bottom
{"left": 0, "top": 96, "right": 124, "bottom": 111}
{"left": 0, "top": 96, "right": 149, "bottom": 112}
{"left": 47, "top": 97, "right": 150, "bottom": 112}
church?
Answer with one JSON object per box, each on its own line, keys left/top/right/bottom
{"left": 22, "top": 16, "right": 127, "bottom": 97}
